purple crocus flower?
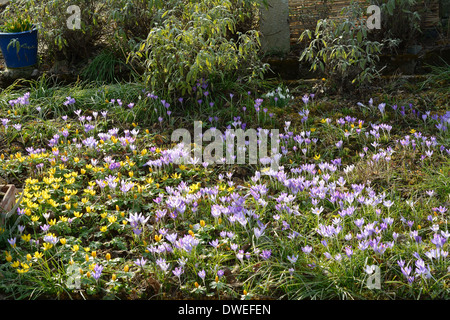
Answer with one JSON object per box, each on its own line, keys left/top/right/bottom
{"left": 260, "top": 249, "right": 271, "bottom": 260}
{"left": 134, "top": 257, "right": 147, "bottom": 267}
{"left": 92, "top": 264, "right": 103, "bottom": 280}
{"left": 173, "top": 267, "right": 184, "bottom": 278}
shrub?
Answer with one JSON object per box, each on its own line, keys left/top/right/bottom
{"left": 299, "top": 1, "right": 399, "bottom": 92}
{"left": 129, "top": 0, "right": 269, "bottom": 98}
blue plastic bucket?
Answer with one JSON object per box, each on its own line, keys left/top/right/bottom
{"left": 0, "top": 27, "right": 38, "bottom": 69}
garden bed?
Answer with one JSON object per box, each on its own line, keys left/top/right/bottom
{"left": 0, "top": 76, "right": 448, "bottom": 300}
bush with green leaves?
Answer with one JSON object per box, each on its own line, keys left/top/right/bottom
{"left": 299, "top": 1, "right": 399, "bottom": 92}
{"left": 129, "top": 0, "right": 269, "bottom": 98}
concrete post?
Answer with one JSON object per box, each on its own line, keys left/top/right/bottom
{"left": 260, "top": 0, "right": 291, "bottom": 55}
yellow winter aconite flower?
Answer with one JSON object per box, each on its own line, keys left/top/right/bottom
{"left": 154, "top": 234, "right": 162, "bottom": 242}
{"left": 34, "top": 251, "right": 43, "bottom": 259}
{"left": 17, "top": 268, "right": 30, "bottom": 274}
{"left": 91, "top": 251, "right": 97, "bottom": 258}
{"left": 74, "top": 211, "right": 83, "bottom": 218}
{"left": 100, "top": 226, "right": 108, "bottom": 232}
{"left": 124, "top": 265, "right": 129, "bottom": 272}
{"left": 171, "top": 173, "right": 181, "bottom": 179}
{"left": 189, "top": 182, "right": 201, "bottom": 193}
{"left": 107, "top": 215, "right": 117, "bottom": 224}
{"left": 28, "top": 202, "right": 39, "bottom": 209}
{"left": 106, "top": 253, "right": 111, "bottom": 261}
{"left": 60, "top": 238, "right": 66, "bottom": 245}
{"left": 43, "top": 243, "right": 53, "bottom": 251}
{"left": 31, "top": 215, "right": 39, "bottom": 222}
{"left": 66, "top": 177, "right": 75, "bottom": 185}
{"left": 49, "top": 219, "right": 56, "bottom": 226}
{"left": 313, "top": 154, "right": 321, "bottom": 161}
{"left": 47, "top": 199, "right": 58, "bottom": 207}
{"left": 5, "top": 253, "right": 12, "bottom": 262}
{"left": 21, "top": 234, "right": 31, "bottom": 242}
{"left": 72, "top": 245, "right": 79, "bottom": 252}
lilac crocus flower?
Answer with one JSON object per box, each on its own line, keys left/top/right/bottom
{"left": 302, "top": 94, "right": 309, "bottom": 105}
{"left": 287, "top": 255, "right": 298, "bottom": 264}
{"left": 173, "top": 266, "right": 184, "bottom": 278}
{"left": 254, "top": 227, "right": 265, "bottom": 239}
{"left": 260, "top": 249, "right": 271, "bottom": 260}
{"left": 134, "top": 257, "right": 147, "bottom": 267}
{"left": 63, "top": 96, "right": 76, "bottom": 106}
{"left": 302, "top": 246, "right": 312, "bottom": 254}
{"left": 7, "top": 237, "right": 16, "bottom": 247}
{"left": 82, "top": 136, "right": 98, "bottom": 148}
{"left": 92, "top": 264, "right": 103, "bottom": 280}
{"left": 156, "top": 258, "right": 170, "bottom": 273}
{"left": 209, "top": 239, "right": 220, "bottom": 248}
